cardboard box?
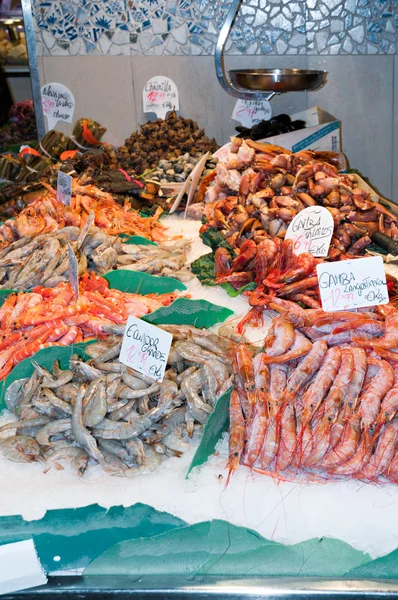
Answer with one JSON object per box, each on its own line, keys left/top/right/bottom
{"left": 259, "top": 106, "right": 341, "bottom": 153}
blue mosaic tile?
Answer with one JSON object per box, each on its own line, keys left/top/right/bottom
{"left": 33, "top": 0, "right": 398, "bottom": 56}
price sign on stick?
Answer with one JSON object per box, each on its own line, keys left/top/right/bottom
{"left": 41, "top": 83, "right": 75, "bottom": 130}
{"left": 119, "top": 316, "right": 172, "bottom": 383}
{"left": 232, "top": 99, "right": 272, "bottom": 128}
{"left": 285, "top": 206, "right": 334, "bottom": 258}
{"left": 143, "top": 76, "right": 179, "bottom": 119}
{"left": 67, "top": 244, "right": 79, "bottom": 298}
{"left": 56, "top": 171, "right": 72, "bottom": 206}
{"left": 316, "top": 256, "right": 388, "bottom": 312}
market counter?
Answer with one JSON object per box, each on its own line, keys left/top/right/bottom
{"left": 4, "top": 576, "right": 398, "bottom": 600}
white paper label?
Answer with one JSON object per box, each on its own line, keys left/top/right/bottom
{"left": 316, "top": 256, "right": 388, "bottom": 312}
{"left": 232, "top": 99, "right": 272, "bottom": 128}
{"left": 41, "top": 82, "right": 75, "bottom": 130}
{"left": 119, "top": 316, "right": 172, "bottom": 382}
{"left": 143, "top": 76, "right": 179, "bottom": 119}
{"left": 56, "top": 171, "right": 72, "bottom": 206}
{"left": 285, "top": 206, "right": 334, "bottom": 258}
{"left": 68, "top": 243, "right": 79, "bottom": 298}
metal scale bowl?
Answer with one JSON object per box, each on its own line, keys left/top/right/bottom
{"left": 215, "top": 0, "right": 327, "bottom": 100}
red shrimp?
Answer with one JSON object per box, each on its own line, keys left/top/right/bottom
{"left": 234, "top": 344, "right": 256, "bottom": 406}
{"left": 253, "top": 352, "right": 270, "bottom": 404}
{"left": 245, "top": 402, "right": 268, "bottom": 466}
{"left": 226, "top": 390, "right": 246, "bottom": 485}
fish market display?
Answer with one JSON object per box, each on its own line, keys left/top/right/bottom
{"left": 0, "top": 326, "right": 233, "bottom": 476}
{"left": 115, "top": 239, "right": 194, "bottom": 282}
{"left": 228, "top": 300, "right": 398, "bottom": 485}
{"left": 117, "top": 112, "right": 218, "bottom": 174}
{"left": 201, "top": 138, "right": 397, "bottom": 254}
{"left": 0, "top": 183, "right": 167, "bottom": 247}
{"left": 0, "top": 273, "right": 179, "bottom": 380}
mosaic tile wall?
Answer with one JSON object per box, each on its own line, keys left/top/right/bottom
{"left": 33, "top": 0, "right": 398, "bottom": 56}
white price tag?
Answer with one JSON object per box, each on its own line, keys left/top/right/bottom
{"left": 232, "top": 99, "right": 272, "bottom": 128}
{"left": 77, "top": 210, "right": 95, "bottom": 249}
{"left": 119, "top": 316, "right": 172, "bottom": 382}
{"left": 67, "top": 243, "right": 79, "bottom": 298}
{"left": 41, "top": 82, "right": 75, "bottom": 130}
{"left": 143, "top": 76, "right": 179, "bottom": 119}
{"left": 56, "top": 171, "right": 72, "bottom": 206}
{"left": 317, "top": 256, "right": 389, "bottom": 312}
{"left": 285, "top": 206, "right": 334, "bottom": 257}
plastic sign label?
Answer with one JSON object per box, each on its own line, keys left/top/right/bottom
{"left": 41, "top": 82, "right": 75, "bottom": 130}
{"left": 316, "top": 256, "right": 388, "bottom": 312}
{"left": 67, "top": 244, "right": 79, "bottom": 298}
{"left": 120, "top": 316, "right": 172, "bottom": 382}
{"left": 56, "top": 171, "right": 72, "bottom": 206}
{"left": 285, "top": 206, "right": 334, "bottom": 257}
{"left": 143, "top": 76, "right": 179, "bottom": 120}
{"left": 232, "top": 99, "right": 272, "bottom": 128}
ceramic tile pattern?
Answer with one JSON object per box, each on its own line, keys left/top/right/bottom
{"left": 32, "top": 0, "right": 398, "bottom": 56}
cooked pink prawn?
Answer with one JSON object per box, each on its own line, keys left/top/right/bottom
{"left": 264, "top": 317, "right": 295, "bottom": 357}
{"left": 255, "top": 416, "right": 279, "bottom": 469}
{"left": 321, "top": 348, "right": 354, "bottom": 422}
{"left": 360, "top": 420, "right": 398, "bottom": 480}
{"left": 250, "top": 295, "right": 309, "bottom": 328}
{"left": 275, "top": 404, "right": 296, "bottom": 471}
{"left": 285, "top": 340, "right": 328, "bottom": 401}
{"left": 359, "top": 358, "right": 394, "bottom": 431}
{"left": 301, "top": 347, "right": 342, "bottom": 425}
{"left": 353, "top": 313, "right": 398, "bottom": 350}
{"left": 321, "top": 415, "right": 361, "bottom": 468}
{"left": 261, "top": 331, "right": 312, "bottom": 365}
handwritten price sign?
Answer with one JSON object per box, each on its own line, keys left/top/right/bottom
{"left": 56, "top": 170, "right": 72, "bottom": 206}
{"left": 119, "top": 316, "right": 172, "bottom": 382}
{"left": 316, "top": 256, "right": 388, "bottom": 312}
{"left": 285, "top": 206, "right": 334, "bottom": 258}
{"left": 232, "top": 99, "right": 272, "bottom": 128}
{"left": 143, "top": 76, "right": 179, "bottom": 120}
{"left": 41, "top": 83, "right": 75, "bottom": 131}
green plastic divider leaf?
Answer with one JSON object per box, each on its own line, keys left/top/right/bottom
{"left": 0, "top": 503, "right": 186, "bottom": 573}
{"left": 143, "top": 298, "right": 234, "bottom": 329}
{"left": 0, "top": 341, "right": 95, "bottom": 413}
{"left": 0, "top": 289, "right": 17, "bottom": 306}
{"left": 120, "top": 234, "right": 157, "bottom": 246}
{"left": 85, "top": 519, "right": 370, "bottom": 577}
{"left": 103, "top": 270, "right": 186, "bottom": 294}
{"left": 345, "top": 548, "right": 398, "bottom": 579}
{"left": 186, "top": 389, "right": 231, "bottom": 477}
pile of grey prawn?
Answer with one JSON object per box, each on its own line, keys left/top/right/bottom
{"left": 0, "top": 326, "right": 233, "bottom": 477}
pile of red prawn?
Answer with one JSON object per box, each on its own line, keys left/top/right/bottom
{"left": 0, "top": 272, "right": 178, "bottom": 381}
{"left": 0, "top": 181, "right": 167, "bottom": 248}
{"left": 215, "top": 237, "right": 397, "bottom": 309}
{"left": 228, "top": 298, "right": 398, "bottom": 486}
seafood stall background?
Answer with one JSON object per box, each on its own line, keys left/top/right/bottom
{"left": 31, "top": 0, "right": 398, "bottom": 200}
